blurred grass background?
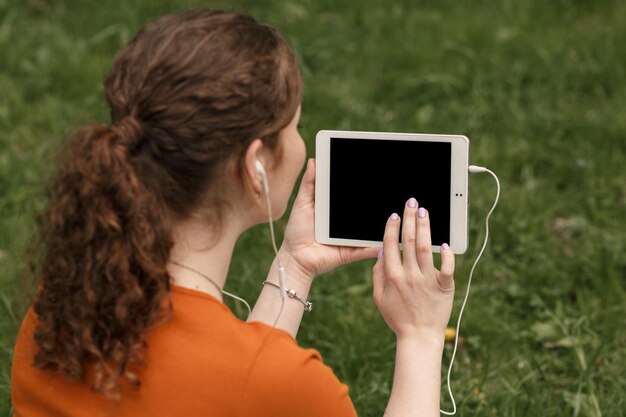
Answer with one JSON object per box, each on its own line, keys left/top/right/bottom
{"left": 1, "top": 0, "right": 625, "bottom": 415}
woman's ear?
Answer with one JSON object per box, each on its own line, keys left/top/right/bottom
{"left": 243, "top": 138, "right": 265, "bottom": 197}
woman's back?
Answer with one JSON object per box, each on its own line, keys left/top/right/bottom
{"left": 12, "top": 286, "right": 356, "bottom": 417}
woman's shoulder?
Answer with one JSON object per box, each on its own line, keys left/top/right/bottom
{"left": 165, "top": 287, "right": 357, "bottom": 415}
{"left": 239, "top": 323, "right": 358, "bottom": 417}
{"left": 168, "top": 286, "right": 324, "bottom": 367}
{"left": 167, "top": 286, "right": 316, "bottom": 365}
{"left": 157, "top": 286, "right": 307, "bottom": 367}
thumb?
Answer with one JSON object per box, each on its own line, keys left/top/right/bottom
{"left": 294, "top": 158, "right": 315, "bottom": 206}
{"left": 344, "top": 246, "right": 379, "bottom": 263}
{"left": 438, "top": 245, "right": 455, "bottom": 291}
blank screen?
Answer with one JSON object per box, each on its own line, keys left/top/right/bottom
{"left": 329, "top": 138, "right": 451, "bottom": 245}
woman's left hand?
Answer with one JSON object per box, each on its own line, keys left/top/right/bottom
{"left": 279, "top": 158, "right": 378, "bottom": 283}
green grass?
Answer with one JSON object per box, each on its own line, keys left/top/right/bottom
{"left": 2, "top": 0, "right": 625, "bottom": 415}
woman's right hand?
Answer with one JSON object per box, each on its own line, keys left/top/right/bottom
{"left": 372, "top": 198, "right": 455, "bottom": 341}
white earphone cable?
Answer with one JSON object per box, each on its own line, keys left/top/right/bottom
{"left": 222, "top": 290, "right": 252, "bottom": 317}
{"left": 440, "top": 166, "right": 500, "bottom": 415}
{"left": 259, "top": 171, "right": 287, "bottom": 328}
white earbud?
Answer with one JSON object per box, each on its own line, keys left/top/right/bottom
{"left": 255, "top": 160, "right": 270, "bottom": 194}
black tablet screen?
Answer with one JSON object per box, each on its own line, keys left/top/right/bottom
{"left": 329, "top": 138, "right": 451, "bottom": 245}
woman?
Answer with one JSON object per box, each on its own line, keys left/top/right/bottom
{"left": 11, "top": 8, "right": 455, "bottom": 417}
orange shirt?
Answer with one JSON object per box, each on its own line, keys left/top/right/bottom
{"left": 11, "top": 286, "right": 357, "bottom": 417}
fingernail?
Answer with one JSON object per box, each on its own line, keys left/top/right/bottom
{"left": 377, "top": 247, "right": 383, "bottom": 259}
{"left": 442, "top": 243, "right": 449, "bottom": 250}
{"left": 418, "top": 207, "right": 426, "bottom": 218}
{"left": 407, "top": 197, "right": 417, "bottom": 208}
{"left": 390, "top": 213, "right": 399, "bottom": 221}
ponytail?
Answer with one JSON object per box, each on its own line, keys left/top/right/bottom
{"left": 31, "top": 119, "right": 173, "bottom": 397}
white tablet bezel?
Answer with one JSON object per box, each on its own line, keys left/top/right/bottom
{"left": 315, "top": 130, "right": 469, "bottom": 254}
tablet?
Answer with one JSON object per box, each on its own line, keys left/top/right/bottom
{"left": 315, "top": 130, "right": 469, "bottom": 254}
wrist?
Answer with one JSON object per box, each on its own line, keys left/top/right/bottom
{"left": 264, "top": 251, "right": 314, "bottom": 315}
{"left": 275, "top": 247, "right": 315, "bottom": 286}
{"left": 396, "top": 330, "right": 446, "bottom": 351}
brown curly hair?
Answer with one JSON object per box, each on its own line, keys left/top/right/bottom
{"left": 29, "top": 8, "right": 302, "bottom": 398}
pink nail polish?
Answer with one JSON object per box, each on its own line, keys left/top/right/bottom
{"left": 377, "top": 247, "right": 383, "bottom": 259}
{"left": 442, "top": 243, "right": 449, "bottom": 250}
{"left": 390, "top": 213, "right": 399, "bottom": 220}
{"left": 418, "top": 207, "right": 426, "bottom": 218}
{"left": 407, "top": 197, "right": 417, "bottom": 208}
